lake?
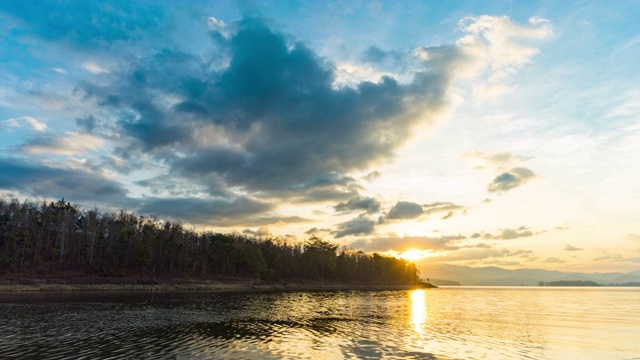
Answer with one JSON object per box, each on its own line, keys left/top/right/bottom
{"left": 1, "top": 287, "right": 639, "bottom": 359}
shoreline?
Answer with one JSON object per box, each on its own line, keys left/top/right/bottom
{"left": 0, "top": 278, "right": 437, "bottom": 293}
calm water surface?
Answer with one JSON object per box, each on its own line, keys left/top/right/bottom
{"left": 1, "top": 287, "right": 639, "bottom": 359}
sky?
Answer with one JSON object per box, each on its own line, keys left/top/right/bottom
{"left": 1, "top": 0, "right": 639, "bottom": 273}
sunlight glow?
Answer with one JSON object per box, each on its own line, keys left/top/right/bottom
{"left": 399, "top": 249, "right": 429, "bottom": 261}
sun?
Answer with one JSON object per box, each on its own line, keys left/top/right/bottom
{"left": 399, "top": 249, "right": 427, "bottom": 261}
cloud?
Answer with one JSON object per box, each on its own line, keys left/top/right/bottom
{"left": 136, "top": 196, "right": 310, "bottom": 227}
{"left": 363, "top": 171, "right": 381, "bottom": 181}
{"left": 334, "top": 195, "right": 381, "bottom": 214}
{"left": 543, "top": 257, "right": 565, "bottom": 264}
{"left": 417, "top": 15, "right": 552, "bottom": 99}
{"left": 493, "top": 226, "right": 535, "bottom": 240}
{"left": 563, "top": 244, "right": 584, "bottom": 251}
{"left": 385, "top": 201, "right": 423, "bottom": 220}
{"left": 423, "top": 201, "right": 466, "bottom": 215}
{"left": 0, "top": 157, "right": 129, "bottom": 204}
{"left": 464, "top": 149, "right": 525, "bottom": 166}
{"left": 359, "top": 46, "right": 406, "bottom": 68}
{"left": 487, "top": 167, "right": 536, "bottom": 193}
{"left": 19, "top": 132, "right": 105, "bottom": 155}
{"left": 441, "top": 211, "right": 454, "bottom": 220}
{"left": 473, "top": 226, "right": 544, "bottom": 241}
{"left": 377, "top": 200, "right": 466, "bottom": 223}
{"left": 304, "top": 227, "right": 331, "bottom": 235}
{"left": 82, "top": 62, "right": 109, "bottom": 74}
{"left": 333, "top": 214, "right": 376, "bottom": 238}
{"left": 0, "top": 117, "right": 47, "bottom": 132}
{"left": 242, "top": 227, "right": 271, "bottom": 237}
{"left": 361, "top": 46, "right": 391, "bottom": 63}
{"left": 0, "top": 12, "right": 551, "bottom": 229}
{"left": 78, "top": 16, "right": 453, "bottom": 202}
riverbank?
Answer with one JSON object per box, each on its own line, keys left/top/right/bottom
{"left": 0, "top": 276, "right": 437, "bottom": 293}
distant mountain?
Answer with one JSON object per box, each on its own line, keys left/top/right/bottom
{"left": 428, "top": 278, "right": 461, "bottom": 286}
{"left": 419, "top": 264, "right": 640, "bottom": 286}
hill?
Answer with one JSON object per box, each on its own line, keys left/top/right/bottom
{"left": 420, "top": 264, "right": 640, "bottom": 286}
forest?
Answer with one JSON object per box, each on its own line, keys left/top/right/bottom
{"left": 0, "top": 197, "right": 421, "bottom": 285}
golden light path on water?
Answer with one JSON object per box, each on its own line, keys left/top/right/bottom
{"left": 410, "top": 289, "right": 427, "bottom": 333}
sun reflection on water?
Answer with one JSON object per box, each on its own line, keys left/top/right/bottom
{"left": 410, "top": 289, "right": 427, "bottom": 333}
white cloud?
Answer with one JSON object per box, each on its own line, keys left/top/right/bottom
{"left": 22, "top": 116, "right": 48, "bottom": 132}
{"left": 206, "top": 17, "right": 226, "bottom": 31}
{"left": 333, "top": 62, "right": 400, "bottom": 88}
{"left": 82, "top": 62, "right": 109, "bottom": 74}
{"left": 454, "top": 15, "right": 552, "bottom": 99}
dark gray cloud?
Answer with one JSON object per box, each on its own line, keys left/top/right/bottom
{"left": 333, "top": 214, "right": 376, "bottom": 238}
{"left": 385, "top": 201, "right": 423, "bottom": 220}
{"left": 360, "top": 46, "right": 406, "bottom": 67}
{"left": 136, "top": 196, "right": 310, "bottom": 227}
{"left": 304, "top": 227, "right": 331, "bottom": 235}
{"left": 378, "top": 200, "right": 467, "bottom": 223}
{"left": 79, "top": 16, "right": 450, "bottom": 202}
{"left": 0, "top": 157, "right": 129, "bottom": 205}
{"left": 563, "top": 244, "right": 583, "bottom": 251}
{"left": 487, "top": 167, "right": 536, "bottom": 193}
{"left": 334, "top": 196, "right": 381, "bottom": 214}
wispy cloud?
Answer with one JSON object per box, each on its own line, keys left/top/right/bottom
{"left": 0, "top": 117, "right": 47, "bottom": 132}
{"left": 19, "top": 132, "right": 104, "bottom": 155}
{"left": 82, "top": 62, "right": 109, "bottom": 74}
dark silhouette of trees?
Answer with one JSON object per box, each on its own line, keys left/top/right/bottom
{"left": 0, "top": 197, "right": 420, "bottom": 285}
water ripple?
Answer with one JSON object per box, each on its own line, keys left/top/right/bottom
{"left": 1, "top": 288, "right": 639, "bottom": 359}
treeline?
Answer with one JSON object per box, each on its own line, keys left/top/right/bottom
{"left": 0, "top": 198, "right": 420, "bottom": 284}
{"left": 428, "top": 278, "right": 461, "bottom": 286}
{"left": 538, "top": 280, "right": 599, "bottom": 286}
